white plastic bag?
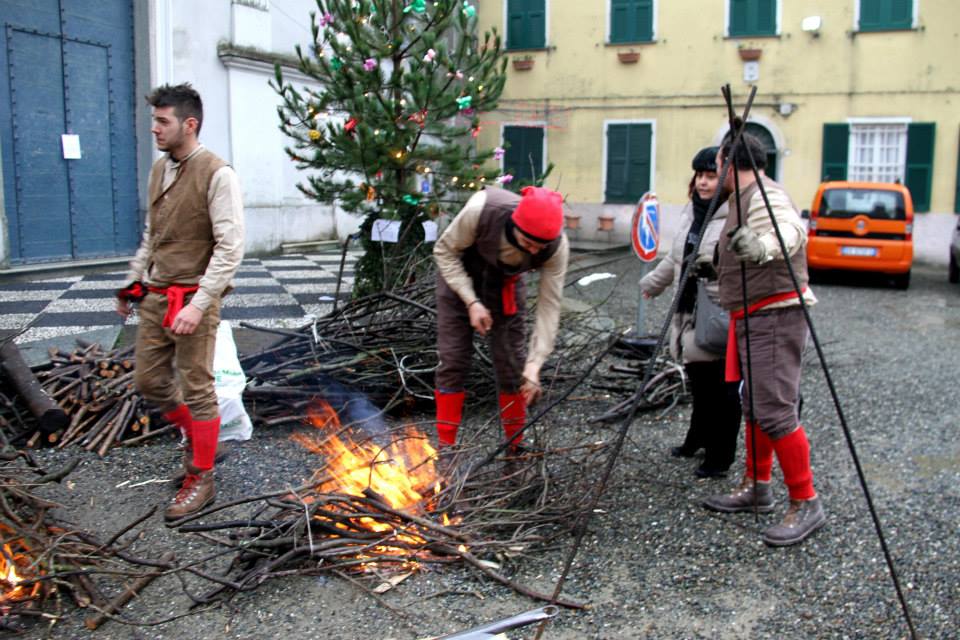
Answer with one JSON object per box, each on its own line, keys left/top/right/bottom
{"left": 213, "top": 321, "right": 253, "bottom": 442}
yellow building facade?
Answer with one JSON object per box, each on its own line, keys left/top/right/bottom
{"left": 475, "top": 0, "right": 960, "bottom": 240}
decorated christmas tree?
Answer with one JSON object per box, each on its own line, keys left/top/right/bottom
{"left": 273, "top": 0, "right": 510, "bottom": 296}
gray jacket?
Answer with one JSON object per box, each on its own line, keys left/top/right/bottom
{"left": 640, "top": 200, "right": 729, "bottom": 364}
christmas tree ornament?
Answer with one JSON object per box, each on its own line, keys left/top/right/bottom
{"left": 366, "top": 185, "right": 376, "bottom": 201}
{"left": 308, "top": 129, "right": 321, "bottom": 141}
{"left": 363, "top": 58, "right": 378, "bottom": 71}
{"left": 330, "top": 56, "right": 343, "bottom": 71}
{"left": 462, "top": 2, "right": 476, "bottom": 19}
{"left": 495, "top": 174, "right": 514, "bottom": 185}
{"left": 407, "top": 109, "right": 428, "bottom": 127}
{"left": 471, "top": 125, "right": 481, "bottom": 138}
{"left": 493, "top": 146, "right": 505, "bottom": 160}
{"left": 344, "top": 117, "right": 358, "bottom": 134}
{"left": 456, "top": 95, "right": 472, "bottom": 110}
{"left": 403, "top": 0, "right": 426, "bottom": 14}
{"left": 402, "top": 194, "right": 421, "bottom": 206}
{"left": 423, "top": 48, "right": 437, "bottom": 62}
{"left": 320, "top": 12, "right": 334, "bottom": 27}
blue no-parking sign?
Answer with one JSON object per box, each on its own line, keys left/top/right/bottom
{"left": 631, "top": 194, "right": 660, "bottom": 262}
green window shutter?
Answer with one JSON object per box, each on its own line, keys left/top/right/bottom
{"left": 729, "top": 0, "right": 776, "bottom": 37}
{"left": 821, "top": 123, "right": 849, "bottom": 181}
{"left": 859, "top": 0, "right": 913, "bottom": 31}
{"left": 605, "top": 123, "right": 651, "bottom": 203}
{"left": 905, "top": 122, "right": 935, "bottom": 212}
{"left": 503, "top": 126, "right": 544, "bottom": 186}
{"left": 507, "top": 0, "right": 546, "bottom": 50}
{"left": 610, "top": 0, "right": 654, "bottom": 43}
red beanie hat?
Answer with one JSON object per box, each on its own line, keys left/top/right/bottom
{"left": 511, "top": 186, "right": 564, "bottom": 242}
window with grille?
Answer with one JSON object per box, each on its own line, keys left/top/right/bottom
{"left": 848, "top": 124, "right": 907, "bottom": 183}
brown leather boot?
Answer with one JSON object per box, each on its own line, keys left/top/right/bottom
{"left": 171, "top": 441, "right": 231, "bottom": 483}
{"left": 702, "top": 476, "right": 776, "bottom": 513}
{"left": 164, "top": 470, "right": 215, "bottom": 521}
{"left": 762, "top": 497, "right": 826, "bottom": 546}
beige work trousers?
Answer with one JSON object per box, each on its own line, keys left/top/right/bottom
{"left": 133, "top": 291, "right": 221, "bottom": 420}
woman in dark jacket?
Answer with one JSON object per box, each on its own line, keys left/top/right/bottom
{"left": 640, "top": 147, "right": 742, "bottom": 477}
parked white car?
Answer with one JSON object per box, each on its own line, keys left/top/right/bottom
{"left": 951, "top": 216, "right": 960, "bottom": 283}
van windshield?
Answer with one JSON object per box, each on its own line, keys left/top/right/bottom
{"left": 821, "top": 188, "right": 906, "bottom": 220}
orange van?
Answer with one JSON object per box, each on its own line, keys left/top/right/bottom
{"left": 806, "top": 181, "right": 914, "bottom": 288}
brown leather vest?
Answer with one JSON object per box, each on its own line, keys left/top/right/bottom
{"left": 145, "top": 149, "right": 226, "bottom": 287}
{"left": 717, "top": 177, "right": 808, "bottom": 310}
{"left": 438, "top": 187, "right": 562, "bottom": 306}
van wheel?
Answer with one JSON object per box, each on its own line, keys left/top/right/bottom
{"left": 950, "top": 253, "right": 960, "bottom": 283}
{"left": 892, "top": 271, "right": 911, "bottom": 290}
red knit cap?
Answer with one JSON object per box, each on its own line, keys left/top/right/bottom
{"left": 511, "top": 186, "right": 564, "bottom": 242}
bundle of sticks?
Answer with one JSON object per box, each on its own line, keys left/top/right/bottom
{"left": 20, "top": 342, "right": 168, "bottom": 454}
{"left": 0, "top": 451, "right": 173, "bottom": 632}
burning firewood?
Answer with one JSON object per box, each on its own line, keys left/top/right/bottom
{"left": 0, "top": 450, "right": 173, "bottom": 632}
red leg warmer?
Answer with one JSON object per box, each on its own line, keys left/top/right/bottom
{"left": 434, "top": 390, "right": 465, "bottom": 448}
{"left": 745, "top": 421, "right": 774, "bottom": 483}
{"left": 498, "top": 392, "right": 526, "bottom": 450}
{"left": 191, "top": 417, "right": 221, "bottom": 471}
{"left": 163, "top": 404, "right": 193, "bottom": 441}
{"left": 773, "top": 426, "right": 816, "bottom": 500}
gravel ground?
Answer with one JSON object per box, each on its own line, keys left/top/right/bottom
{"left": 21, "top": 256, "right": 959, "bottom": 639}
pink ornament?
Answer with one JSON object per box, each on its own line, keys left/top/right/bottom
{"left": 423, "top": 48, "right": 437, "bottom": 63}
{"left": 455, "top": 70, "right": 464, "bottom": 80}
{"left": 363, "top": 58, "right": 378, "bottom": 71}
{"left": 493, "top": 146, "right": 505, "bottom": 160}
{"left": 320, "top": 12, "right": 334, "bottom": 27}
{"left": 496, "top": 174, "right": 514, "bottom": 185}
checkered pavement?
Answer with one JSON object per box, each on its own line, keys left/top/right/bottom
{"left": 0, "top": 252, "right": 360, "bottom": 344}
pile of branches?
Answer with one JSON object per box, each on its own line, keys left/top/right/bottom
{"left": 239, "top": 280, "right": 604, "bottom": 426}
{"left": 0, "top": 342, "right": 169, "bottom": 454}
{"left": 590, "top": 340, "right": 688, "bottom": 423}
{"left": 167, "top": 422, "right": 605, "bottom": 609}
{"left": 0, "top": 450, "right": 173, "bottom": 632}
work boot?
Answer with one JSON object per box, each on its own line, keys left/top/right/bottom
{"left": 762, "top": 497, "right": 826, "bottom": 546}
{"left": 702, "top": 476, "right": 776, "bottom": 513}
{"left": 165, "top": 470, "right": 215, "bottom": 521}
{"left": 171, "top": 440, "right": 231, "bottom": 483}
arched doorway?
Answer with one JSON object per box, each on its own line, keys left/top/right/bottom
{"left": 745, "top": 123, "right": 778, "bottom": 180}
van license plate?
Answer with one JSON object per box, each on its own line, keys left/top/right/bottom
{"left": 840, "top": 246, "right": 878, "bottom": 257}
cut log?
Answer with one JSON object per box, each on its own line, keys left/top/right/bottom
{"left": 0, "top": 339, "right": 69, "bottom": 435}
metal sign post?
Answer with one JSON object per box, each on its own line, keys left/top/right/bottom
{"left": 630, "top": 193, "right": 660, "bottom": 335}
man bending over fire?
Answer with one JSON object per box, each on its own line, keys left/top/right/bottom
{"left": 432, "top": 186, "right": 569, "bottom": 454}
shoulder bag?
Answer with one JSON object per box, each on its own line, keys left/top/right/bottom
{"left": 693, "top": 281, "right": 729, "bottom": 354}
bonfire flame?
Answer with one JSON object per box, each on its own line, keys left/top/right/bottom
{"left": 291, "top": 401, "right": 462, "bottom": 572}
{"left": 0, "top": 542, "right": 42, "bottom": 605}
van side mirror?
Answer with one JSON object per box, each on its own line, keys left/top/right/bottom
{"left": 801, "top": 209, "right": 810, "bottom": 219}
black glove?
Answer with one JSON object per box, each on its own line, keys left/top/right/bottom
{"left": 116, "top": 280, "right": 147, "bottom": 303}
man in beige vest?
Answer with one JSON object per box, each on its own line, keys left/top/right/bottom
{"left": 701, "top": 129, "right": 826, "bottom": 546}
{"left": 116, "top": 83, "right": 244, "bottom": 520}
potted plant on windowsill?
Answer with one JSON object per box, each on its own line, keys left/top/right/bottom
{"left": 512, "top": 56, "right": 535, "bottom": 71}
{"left": 564, "top": 214, "right": 582, "bottom": 230}
{"left": 617, "top": 50, "right": 640, "bottom": 64}
{"left": 738, "top": 47, "right": 762, "bottom": 61}
{"left": 597, "top": 215, "right": 616, "bottom": 232}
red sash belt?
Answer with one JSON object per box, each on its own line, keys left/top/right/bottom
{"left": 502, "top": 274, "right": 520, "bottom": 316}
{"left": 148, "top": 284, "right": 199, "bottom": 328}
{"left": 725, "top": 289, "right": 804, "bottom": 382}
